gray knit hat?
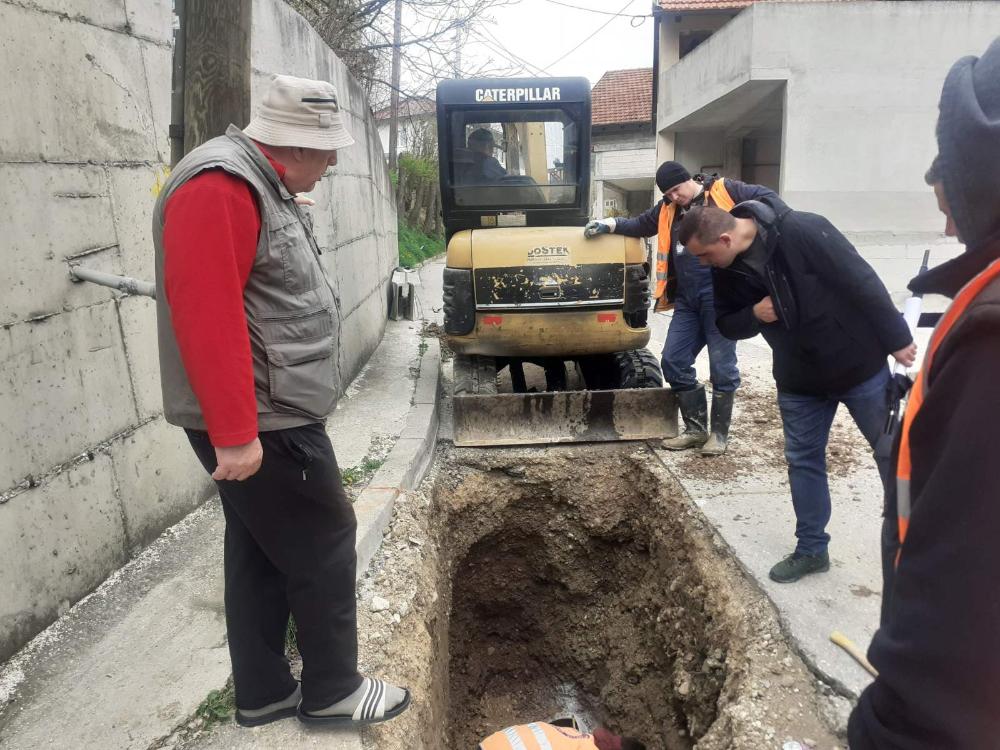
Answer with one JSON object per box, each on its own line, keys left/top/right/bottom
{"left": 929, "top": 37, "right": 1000, "bottom": 250}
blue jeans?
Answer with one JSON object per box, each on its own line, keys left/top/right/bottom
{"left": 661, "top": 293, "right": 740, "bottom": 393}
{"left": 777, "top": 367, "right": 892, "bottom": 556}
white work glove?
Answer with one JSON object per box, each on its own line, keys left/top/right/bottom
{"left": 584, "top": 218, "right": 616, "bottom": 238}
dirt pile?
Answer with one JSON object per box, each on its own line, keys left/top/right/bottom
{"left": 673, "top": 385, "right": 866, "bottom": 482}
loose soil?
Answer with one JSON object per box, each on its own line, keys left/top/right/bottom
{"left": 358, "top": 444, "right": 842, "bottom": 750}
{"left": 673, "top": 384, "right": 866, "bottom": 482}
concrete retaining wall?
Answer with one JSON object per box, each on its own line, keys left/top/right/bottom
{"left": 0, "top": 0, "right": 396, "bottom": 663}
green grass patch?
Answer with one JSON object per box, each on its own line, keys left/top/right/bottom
{"left": 398, "top": 222, "right": 444, "bottom": 269}
{"left": 196, "top": 680, "right": 235, "bottom": 725}
{"left": 341, "top": 456, "right": 386, "bottom": 487}
{"left": 286, "top": 616, "right": 298, "bottom": 659}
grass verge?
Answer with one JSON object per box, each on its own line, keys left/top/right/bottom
{"left": 398, "top": 222, "right": 443, "bottom": 269}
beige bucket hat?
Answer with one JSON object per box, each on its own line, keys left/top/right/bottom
{"left": 244, "top": 74, "right": 355, "bottom": 150}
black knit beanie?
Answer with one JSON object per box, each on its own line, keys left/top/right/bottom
{"left": 930, "top": 37, "right": 1000, "bottom": 250}
{"left": 655, "top": 161, "right": 691, "bottom": 192}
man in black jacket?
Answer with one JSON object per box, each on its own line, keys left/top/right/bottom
{"left": 676, "top": 201, "right": 915, "bottom": 582}
{"left": 849, "top": 37, "right": 1000, "bottom": 749}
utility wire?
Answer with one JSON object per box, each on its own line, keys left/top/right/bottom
{"left": 540, "top": 0, "right": 650, "bottom": 19}
{"left": 470, "top": 26, "right": 551, "bottom": 77}
{"left": 475, "top": 24, "right": 550, "bottom": 75}
{"left": 543, "top": 0, "right": 640, "bottom": 70}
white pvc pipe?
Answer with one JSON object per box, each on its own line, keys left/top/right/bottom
{"left": 69, "top": 267, "right": 156, "bottom": 299}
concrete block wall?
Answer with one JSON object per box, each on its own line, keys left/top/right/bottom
{"left": 595, "top": 148, "right": 657, "bottom": 182}
{"left": 0, "top": 0, "right": 396, "bottom": 663}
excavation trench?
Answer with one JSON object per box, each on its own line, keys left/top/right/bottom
{"left": 361, "top": 444, "right": 840, "bottom": 750}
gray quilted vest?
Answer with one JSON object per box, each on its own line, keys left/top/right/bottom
{"left": 152, "top": 125, "right": 340, "bottom": 434}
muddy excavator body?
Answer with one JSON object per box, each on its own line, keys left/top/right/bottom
{"left": 436, "top": 77, "right": 676, "bottom": 446}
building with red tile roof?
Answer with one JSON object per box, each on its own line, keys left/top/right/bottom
{"left": 590, "top": 69, "right": 657, "bottom": 221}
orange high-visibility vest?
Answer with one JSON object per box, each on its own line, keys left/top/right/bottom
{"left": 895, "top": 256, "right": 1000, "bottom": 566}
{"left": 480, "top": 722, "right": 600, "bottom": 750}
{"left": 654, "top": 179, "right": 736, "bottom": 302}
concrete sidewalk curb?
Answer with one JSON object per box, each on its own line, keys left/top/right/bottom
{"left": 354, "top": 339, "right": 440, "bottom": 580}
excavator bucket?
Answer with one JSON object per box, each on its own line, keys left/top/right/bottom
{"left": 451, "top": 388, "right": 678, "bottom": 447}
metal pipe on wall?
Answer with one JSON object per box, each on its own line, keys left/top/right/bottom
{"left": 68, "top": 266, "right": 157, "bottom": 299}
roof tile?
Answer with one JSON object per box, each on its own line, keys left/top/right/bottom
{"left": 658, "top": 0, "right": 854, "bottom": 11}
{"left": 591, "top": 68, "right": 653, "bottom": 127}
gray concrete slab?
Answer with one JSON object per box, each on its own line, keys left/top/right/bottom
{"left": 125, "top": 0, "right": 173, "bottom": 46}
{"left": 0, "top": 301, "right": 138, "bottom": 490}
{"left": 109, "top": 416, "right": 214, "bottom": 553}
{"left": 0, "top": 162, "right": 120, "bottom": 325}
{"left": 117, "top": 294, "right": 164, "bottom": 420}
{"left": 0, "top": 3, "right": 159, "bottom": 163}
{"left": 1, "top": 0, "right": 400, "bottom": 669}
{"left": 0, "top": 503, "right": 228, "bottom": 750}
{"left": 0, "top": 453, "right": 126, "bottom": 664}
{"left": 0, "top": 313, "right": 442, "bottom": 750}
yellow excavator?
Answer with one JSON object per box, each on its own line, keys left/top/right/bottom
{"left": 435, "top": 77, "right": 677, "bottom": 446}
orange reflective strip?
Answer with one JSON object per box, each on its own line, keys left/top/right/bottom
{"left": 894, "top": 256, "right": 1000, "bottom": 558}
{"left": 654, "top": 180, "right": 734, "bottom": 299}
{"left": 481, "top": 724, "right": 599, "bottom": 750}
{"left": 655, "top": 202, "right": 674, "bottom": 299}
{"left": 708, "top": 179, "right": 736, "bottom": 211}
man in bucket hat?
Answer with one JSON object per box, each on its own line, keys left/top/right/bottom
{"left": 152, "top": 75, "right": 410, "bottom": 727}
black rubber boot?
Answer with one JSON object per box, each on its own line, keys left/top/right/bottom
{"left": 662, "top": 386, "right": 708, "bottom": 450}
{"left": 701, "top": 390, "right": 735, "bottom": 456}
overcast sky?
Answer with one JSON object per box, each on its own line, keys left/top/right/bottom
{"left": 471, "top": 0, "right": 657, "bottom": 87}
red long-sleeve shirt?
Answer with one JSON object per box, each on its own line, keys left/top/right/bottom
{"left": 161, "top": 150, "right": 286, "bottom": 447}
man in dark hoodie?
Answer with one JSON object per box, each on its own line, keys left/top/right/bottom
{"left": 848, "top": 37, "right": 1000, "bottom": 749}
{"left": 676, "top": 189, "right": 915, "bottom": 584}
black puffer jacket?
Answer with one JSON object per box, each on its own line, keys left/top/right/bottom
{"left": 712, "top": 200, "right": 912, "bottom": 395}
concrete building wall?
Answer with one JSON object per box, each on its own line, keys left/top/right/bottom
{"left": 0, "top": 0, "right": 396, "bottom": 663}
{"left": 752, "top": 0, "right": 998, "bottom": 296}
{"left": 750, "top": 1, "right": 999, "bottom": 236}
{"left": 656, "top": 1, "right": 1000, "bottom": 297}
{"left": 675, "top": 131, "right": 726, "bottom": 176}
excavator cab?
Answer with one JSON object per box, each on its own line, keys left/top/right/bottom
{"left": 437, "top": 78, "right": 589, "bottom": 238}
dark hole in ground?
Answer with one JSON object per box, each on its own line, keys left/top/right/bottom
{"left": 439, "top": 448, "right": 734, "bottom": 750}
{"left": 364, "top": 444, "right": 839, "bottom": 750}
